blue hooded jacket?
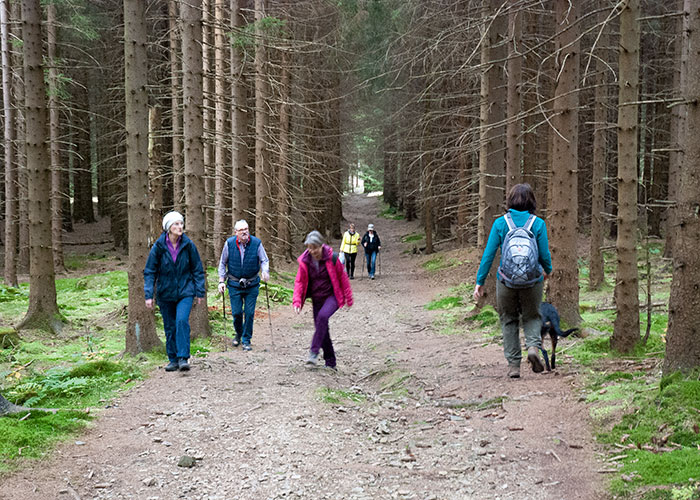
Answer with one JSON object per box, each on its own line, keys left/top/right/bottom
{"left": 144, "top": 232, "right": 206, "bottom": 303}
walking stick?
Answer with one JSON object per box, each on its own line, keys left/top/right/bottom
{"left": 264, "top": 282, "right": 275, "bottom": 351}
{"left": 379, "top": 250, "right": 382, "bottom": 276}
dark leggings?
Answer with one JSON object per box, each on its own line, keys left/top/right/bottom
{"left": 345, "top": 252, "right": 357, "bottom": 277}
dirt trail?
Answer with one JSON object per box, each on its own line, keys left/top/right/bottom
{"left": 1, "top": 194, "right": 606, "bottom": 500}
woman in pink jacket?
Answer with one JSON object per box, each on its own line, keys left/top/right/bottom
{"left": 293, "top": 230, "right": 353, "bottom": 369}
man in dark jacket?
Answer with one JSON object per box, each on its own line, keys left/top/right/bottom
{"left": 361, "top": 223, "right": 381, "bottom": 279}
{"left": 144, "top": 211, "right": 206, "bottom": 372}
{"left": 217, "top": 219, "right": 270, "bottom": 350}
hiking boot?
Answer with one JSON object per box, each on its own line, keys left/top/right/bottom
{"left": 178, "top": 359, "right": 190, "bottom": 371}
{"left": 232, "top": 334, "right": 241, "bottom": 347}
{"left": 242, "top": 344, "right": 252, "bottom": 351}
{"left": 165, "top": 361, "right": 179, "bottom": 372}
{"left": 527, "top": 346, "right": 544, "bottom": 373}
{"left": 507, "top": 364, "right": 520, "bottom": 378}
{"left": 306, "top": 351, "right": 319, "bottom": 366}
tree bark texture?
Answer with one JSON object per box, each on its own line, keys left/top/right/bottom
{"left": 548, "top": 0, "right": 582, "bottom": 325}
{"left": 17, "top": 0, "right": 62, "bottom": 333}
{"left": 476, "top": 0, "right": 506, "bottom": 308}
{"left": 181, "top": 0, "right": 210, "bottom": 338}
{"left": 254, "top": 0, "right": 272, "bottom": 247}
{"left": 277, "top": 49, "right": 292, "bottom": 260}
{"left": 664, "top": 0, "right": 700, "bottom": 374}
{"left": 124, "top": 0, "right": 161, "bottom": 354}
{"left": 212, "top": 0, "right": 229, "bottom": 261}
{"left": 231, "top": 0, "right": 250, "bottom": 226}
{"left": 149, "top": 106, "right": 164, "bottom": 244}
{"left": 612, "top": 0, "right": 641, "bottom": 353}
{"left": 505, "top": 0, "right": 522, "bottom": 194}
{"left": 1, "top": 0, "right": 17, "bottom": 287}
{"left": 588, "top": 5, "right": 610, "bottom": 290}
{"left": 47, "top": 3, "right": 65, "bottom": 273}
{"left": 169, "top": 0, "right": 184, "bottom": 208}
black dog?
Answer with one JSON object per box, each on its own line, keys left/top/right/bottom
{"left": 539, "top": 302, "right": 578, "bottom": 371}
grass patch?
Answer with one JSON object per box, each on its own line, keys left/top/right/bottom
{"left": 426, "top": 296, "right": 463, "bottom": 310}
{"left": 316, "top": 387, "right": 366, "bottom": 405}
{"left": 0, "top": 410, "right": 92, "bottom": 472}
{"left": 401, "top": 232, "right": 424, "bottom": 243}
{"left": 422, "top": 255, "right": 462, "bottom": 272}
{"left": 379, "top": 202, "right": 404, "bottom": 220}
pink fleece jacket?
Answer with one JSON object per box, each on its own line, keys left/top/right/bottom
{"left": 292, "top": 245, "right": 353, "bottom": 311}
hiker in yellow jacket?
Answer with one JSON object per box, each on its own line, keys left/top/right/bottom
{"left": 340, "top": 223, "right": 361, "bottom": 279}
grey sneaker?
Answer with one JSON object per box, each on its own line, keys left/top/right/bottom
{"left": 527, "top": 346, "right": 544, "bottom": 373}
{"left": 306, "top": 351, "right": 319, "bottom": 366}
{"left": 165, "top": 361, "right": 179, "bottom": 372}
{"left": 178, "top": 358, "right": 190, "bottom": 371}
{"left": 242, "top": 344, "right": 252, "bottom": 351}
{"left": 507, "top": 364, "right": 520, "bottom": 378}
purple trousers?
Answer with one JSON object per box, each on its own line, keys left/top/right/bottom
{"left": 311, "top": 294, "right": 338, "bottom": 367}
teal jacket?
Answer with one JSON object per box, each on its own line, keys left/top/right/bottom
{"left": 475, "top": 209, "right": 553, "bottom": 286}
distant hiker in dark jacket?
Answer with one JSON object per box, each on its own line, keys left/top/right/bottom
{"left": 473, "top": 184, "right": 553, "bottom": 379}
{"left": 217, "top": 219, "right": 270, "bottom": 351}
{"left": 293, "top": 231, "right": 353, "bottom": 369}
{"left": 144, "top": 211, "right": 206, "bottom": 372}
{"left": 361, "top": 223, "right": 381, "bottom": 279}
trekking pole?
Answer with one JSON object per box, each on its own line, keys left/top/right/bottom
{"left": 379, "top": 250, "right": 382, "bottom": 276}
{"left": 264, "top": 282, "right": 275, "bottom": 351}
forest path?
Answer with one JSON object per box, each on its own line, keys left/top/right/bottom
{"left": 1, "top": 194, "right": 605, "bottom": 500}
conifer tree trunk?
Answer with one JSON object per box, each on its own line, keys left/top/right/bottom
{"left": 589, "top": 5, "right": 609, "bottom": 290}
{"left": 169, "top": 0, "right": 184, "bottom": 208}
{"left": 17, "top": 0, "right": 62, "bottom": 333}
{"left": 124, "top": 0, "right": 161, "bottom": 354}
{"left": 665, "top": 0, "right": 684, "bottom": 259}
{"left": 612, "top": 0, "right": 641, "bottom": 353}
{"left": 505, "top": 0, "right": 522, "bottom": 193}
{"left": 663, "top": 0, "right": 700, "bottom": 374}
{"left": 181, "top": 0, "right": 210, "bottom": 338}
{"left": 254, "top": 0, "right": 272, "bottom": 247}
{"left": 277, "top": 49, "right": 292, "bottom": 260}
{"left": 212, "top": 0, "right": 228, "bottom": 259}
{"left": 548, "top": 0, "right": 582, "bottom": 325}
{"left": 12, "top": 0, "right": 27, "bottom": 273}
{"left": 202, "top": 0, "right": 215, "bottom": 262}
{"left": 231, "top": 0, "right": 249, "bottom": 224}
{"left": 47, "top": 3, "right": 65, "bottom": 273}
{"left": 1, "top": 0, "right": 17, "bottom": 287}
{"left": 149, "top": 106, "right": 164, "bottom": 243}
{"left": 476, "top": 0, "right": 506, "bottom": 307}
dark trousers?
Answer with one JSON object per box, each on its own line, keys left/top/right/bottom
{"left": 345, "top": 252, "right": 357, "bottom": 277}
{"left": 158, "top": 296, "right": 194, "bottom": 362}
{"left": 311, "top": 294, "right": 339, "bottom": 367}
{"left": 228, "top": 284, "right": 259, "bottom": 345}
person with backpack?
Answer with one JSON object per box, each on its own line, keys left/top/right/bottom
{"left": 361, "top": 223, "right": 381, "bottom": 279}
{"left": 339, "top": 222, "right": 361, "bottom": 279}
{"left": 144, "top": 211, "right": 206, "bottom": 372}
{"left": 293, "top": 230, "right": 353, "bottom": 370}
{"left": 472, "top": 183, "right": 552, "bottom": 379}
{"left": 217, "top": 219, "right": 270, "bottom": 351}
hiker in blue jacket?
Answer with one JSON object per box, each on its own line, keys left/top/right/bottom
{"left": 473, "top": 184, "right": 553, "bottom": 379}
{"left": 217, "top": 219, "right": 270, "bottom": 351}
{"left": 144, "top": 211, "right": 206, "bottom": 372}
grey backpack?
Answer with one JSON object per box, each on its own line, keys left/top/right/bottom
{"left": 497, "top": 213, "right": 542, "bottom": 288}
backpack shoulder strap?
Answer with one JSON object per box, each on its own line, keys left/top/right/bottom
{"left": 524, "top": 214, "right": 536, "bottom": 231}
{"left": 504, "top": 212, "right": 516, "bottom": 231}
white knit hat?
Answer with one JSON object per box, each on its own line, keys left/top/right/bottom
{"left": 162, "top": 211, "right": 184, "bottom": 232}
{"left": 368, "top": 223, "right": 374, "bottom": 230}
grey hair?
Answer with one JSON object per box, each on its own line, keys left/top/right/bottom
{"left": 304, "top": 230, "right": 324, "bottom": 246}
{"left": 234, "top": 219, "right": 249, "bottom": 231}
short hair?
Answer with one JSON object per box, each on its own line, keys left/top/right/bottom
{"left": 234, "top": 219, "right": 249, "bottom": 231}
{"left": 304, "top": 230, "right": 324, "bottom": 246}
{"left": 506, "top": 183, "right": 537, "bottom": 213}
